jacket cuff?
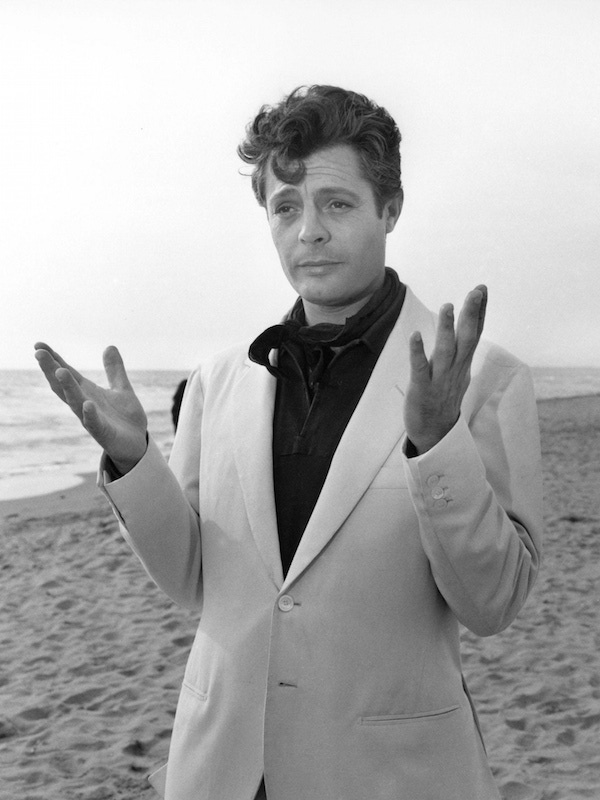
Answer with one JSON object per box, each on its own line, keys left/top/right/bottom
{"left": 97, "top": 436, "right": 167, "bottom": 526}
{"left": 403, "top": 415, "right": 487, "bottom": 516}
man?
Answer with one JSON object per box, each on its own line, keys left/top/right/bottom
{"left": 35, "top": 85, "right": 543, "bottom": 800}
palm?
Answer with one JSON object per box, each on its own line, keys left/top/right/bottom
{"left": 404, "top": 287, "right": 487, "bottom": 455}
{"left": 78, "top": 373, "right": 146, "bottom": 445}
{"left": 34, "top": 343, "right": 148, "bottom": 472}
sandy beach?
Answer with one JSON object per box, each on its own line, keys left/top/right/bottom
{"left": 1, "top": 395, "right": 599, "bottom": 800}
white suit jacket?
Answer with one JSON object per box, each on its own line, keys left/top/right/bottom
{"left": 101, "top": 286, "right": 543, "bottom": 800}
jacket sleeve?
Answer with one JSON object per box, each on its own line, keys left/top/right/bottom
{"left": 403, "top": 357, "right": 543, "bottom": 636}
{"left": 98, "top": 367, "right": 204, "bottom": 611}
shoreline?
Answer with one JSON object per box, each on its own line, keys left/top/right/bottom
{"left": 1, "top": 393, "right": 598, "bottom": 513}
{"left": 536, "top": 391, "right": 600, "bottom": 406}
{"left": 536, "top": 390, "right": 600, "bottom": 402}
{"left": 0, "top": 471, "right": 101, "bottom": 524}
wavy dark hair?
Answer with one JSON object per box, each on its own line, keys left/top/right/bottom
{"left": 237, "top": 85, "right": 402, "bottom": 216}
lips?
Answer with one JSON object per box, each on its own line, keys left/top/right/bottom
{"left": 296, "top": 260, "right": 341, "bottom": 267}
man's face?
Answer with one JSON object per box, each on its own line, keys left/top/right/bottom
{"left": 264, "top": 144, "right": 401, "bottom": 323}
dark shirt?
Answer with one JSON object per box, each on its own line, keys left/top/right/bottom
{"left": 249, "top": 270, "right": 405, "bottom": 576}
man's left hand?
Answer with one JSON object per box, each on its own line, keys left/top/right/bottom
{"left": 404, "top": 285, "right": 487, "bottom": 456}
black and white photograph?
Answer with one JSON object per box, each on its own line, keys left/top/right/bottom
{"left": 1, "top": 2, "right": 599, "bottom": 799}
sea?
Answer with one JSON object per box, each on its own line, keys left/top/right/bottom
{"left": 1, "top": 366, "right": 600, "bottom": 502}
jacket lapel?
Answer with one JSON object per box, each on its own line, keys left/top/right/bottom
{"left": 282, "top": 287, "right": 437, "bottom": 589}
{"left": 232, "top": 359, "right": 284, "bottom": 589}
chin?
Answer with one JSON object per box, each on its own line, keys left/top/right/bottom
{"left": 294, "top": 273, "right": 346, "bottom": 301}
{"left": 298, "top": 286, "right": 349, "bottom": 308}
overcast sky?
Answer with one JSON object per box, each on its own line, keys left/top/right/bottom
{"left": 2, "top": 0, "right": 599, "bottom": 371}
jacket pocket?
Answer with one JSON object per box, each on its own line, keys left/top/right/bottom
{"left": 360, "top": 704, "right": 460, "bottom": 725}
{"left": 172, "top": 680, "right": 209, "bottom": 731}
{"left": 181, "top": 680, "right": 208, "bottom": 702}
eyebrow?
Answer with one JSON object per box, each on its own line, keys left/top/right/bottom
{"left": 268, "top": 186, "right": 362, "bottom": 205}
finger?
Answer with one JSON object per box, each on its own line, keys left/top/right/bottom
{"left": 473, "top": 284, "right": 487, "bottom": 337}
{"left": 34, "top": 342, "right": 85, "bottom": 383}
{"left": 35, "top": 348, "right": 67, "bottom": 398}
{"left": 103, "top": 346, "right": 133, "bottom": 392}
{"left": 55, "top": 367, "right": 87, "bottom": 420}
{"left": 81, "top": 400, "right": 111, "bottom": 447}
{"left": 408, "top": 331, "right": 431, "bottom": 383}
{"left": 430, "top": 304, "right": 457, "bottom": 374}
{"left": 455, "top": 287, "right": 486, "bottom": 360}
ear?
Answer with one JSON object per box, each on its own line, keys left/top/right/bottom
{"left": 384, "top": 190, "right": 403, "bottom": 234}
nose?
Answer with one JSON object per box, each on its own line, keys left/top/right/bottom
{"left": 298, "top": 207, "right": 330, "bottom": 244}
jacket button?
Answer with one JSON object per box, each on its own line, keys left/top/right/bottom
{"left": 431, "top": 486, "right": 445, "bottom": 500}
{"left": 426, "top": 475, "right": 440, "bottom": 487}
{"left": 278, "top": 595, "right": 294, "bottom": 612}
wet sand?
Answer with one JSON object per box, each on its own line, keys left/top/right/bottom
{"left": 1, "top": 395, "right": 599, "bottom": 799}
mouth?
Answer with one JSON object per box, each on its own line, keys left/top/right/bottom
{"left": 296, "top": 260, "right": 341, "bottom": 268}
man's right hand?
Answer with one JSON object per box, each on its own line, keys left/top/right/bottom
{"left": 34, "top": 343, "right": 148, "bottom": 475}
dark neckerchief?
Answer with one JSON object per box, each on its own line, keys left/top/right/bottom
{"left": 249, "top": 268, "right": 403, "bottom": 378}
{"left": 251, "top": 268, "right": 405, "bottom": 577}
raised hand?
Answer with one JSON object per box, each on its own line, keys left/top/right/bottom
{"left": 404, "top": 286, "right": 487, "bottom": 456}
{"left": 34, "top": 343, "right": 148, "bottom": 474}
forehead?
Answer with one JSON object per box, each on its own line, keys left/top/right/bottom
{"left": 264, "top": 144, "right": 372, "bottom": 200}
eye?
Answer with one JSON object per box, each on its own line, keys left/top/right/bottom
{"left": 274, "top": 203, "right": 297, "bottom": 216}
{"left": 328, "top": 200, "right": 351, "bottom": 211}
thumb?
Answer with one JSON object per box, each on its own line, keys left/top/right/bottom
{"left": 103, "top": 346, "right": 133, "bottom": 392}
